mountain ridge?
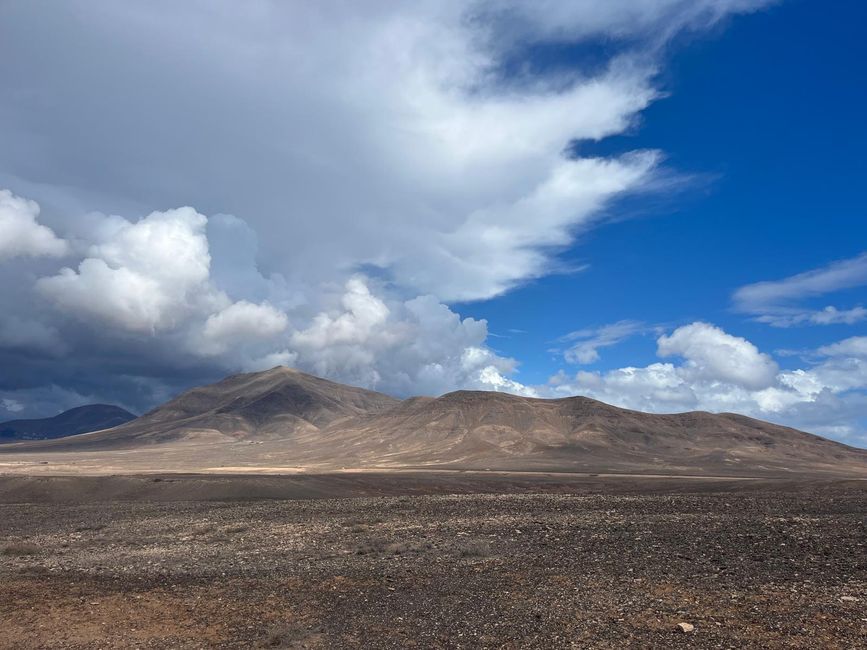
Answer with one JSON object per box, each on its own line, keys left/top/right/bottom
{"left": 2, "top": 366, "right": 865, "bottom": 477}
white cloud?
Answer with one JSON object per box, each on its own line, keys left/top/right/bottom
{"left": 547, "top": 322, "right": 867, "bottom": 444}
{"left": 0, "top": 189, "right": 68, "bottom": 260}
{"left": 292, "top": 278, "right": 391, "bottom": 350}
{"left": 0, "top": 2, "right": 771, "bottom": 304}
{"left": 818, "top": 336, "right": 867, "bottom": 359}
{"left": 480, "top": 0, "right": 775, "bottom": 43}
{"left": 561, "top": 319, "right": 645, "bottom": 364}
{"left": 36, "top": 207, "right": 224, "bottom": 333}
{"left": 733, "top": 253, "right": 867, "bottom": 327}
{"left": 288, "top": 277, "right": 529, "bottom": 397}
{"left": 414, "top": 153, "right": 660, "bottom": 300}
{"left": 757, "top": 306, "right": 867, "bottom": 328}
{"left": 198, "top": 301, "right": 288, "bottom": 356}
{"left": 657, "top": 321, "right": 778, "bottom": 389}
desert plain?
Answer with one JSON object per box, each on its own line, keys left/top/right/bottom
{"left": 1, "top": 472, "right": 866, "bottom": 649}
{"left": 2, "top": 368, "right": 867, "bottom": 648}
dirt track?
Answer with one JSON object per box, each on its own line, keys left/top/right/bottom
{"left": 1, "top": 475, "right": 866, "bottom": 648}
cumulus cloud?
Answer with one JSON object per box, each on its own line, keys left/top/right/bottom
{"left": 293, "top": 278, "right": 391, "bottom": 351}
{"left": 0, "top": 189, "right": 68, "bottom": 260}
{"left": 657, "top": 321, "right": 778, "bottom": 389}
{"left": 2, "top": 190, "right": 524, "bottom": 408}
{"left": 548, "top": 323, "right": 867, "bottom": 443}
{"left": 36, "top": 207, "right": 222, "bottom": 333}
{"left": 198, "top": 301, "right": 289, "bottom": 356}
{"left": 288, "top": 278, "right": 530, "bottom": 397}
{"left": 733, "top": 253, "right": 867, "bottom": 327}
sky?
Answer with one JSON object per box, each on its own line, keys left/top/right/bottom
{"left": 1, "top": 1, "right": 866, "bottom": 445}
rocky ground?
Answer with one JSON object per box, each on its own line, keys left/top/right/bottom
{"left": 1, "top": 477, "right": 866, "bottom": 648}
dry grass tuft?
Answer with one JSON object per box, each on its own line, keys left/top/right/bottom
{"left": 458, "top": 540, "right": 492, "bottom": 558}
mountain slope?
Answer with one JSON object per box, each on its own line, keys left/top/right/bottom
{"left": 3, "top": 367, "right": 866, "bottom": 477}
{"left": 323, "top": 390, "right": 865, "bottom": 475}
{"left": 0, "top": 405, "right": 136, "bottom": 443}
{"left": 26, "top": 366, "right": 399, "bottom": 449}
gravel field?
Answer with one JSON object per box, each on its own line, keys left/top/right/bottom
{"left": 1, "top": 476, "right": 866, "bottom": 648}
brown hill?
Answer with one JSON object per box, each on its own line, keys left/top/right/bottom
{"left": 324, "top": 390, "right": 867, "bottom": 476}
{"left": 4, "top": 367, "right": 867, "bottom": 477}
{"left": 29, "top": 367, "right": 399, "bottom": 450}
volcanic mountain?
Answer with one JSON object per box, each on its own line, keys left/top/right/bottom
{"left": 0, "top": 404, "right": 136, "bottom": 443}
{"left": 4, "top": 366, "right": 867, "bottom": 477}
{"left": 31, "top": 367, "right": 400, "bottom": 449}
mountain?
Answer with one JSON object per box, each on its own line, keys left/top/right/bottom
{"left": 25, "top": 366, "right": 399, "bottom": 449}
{"left": 0, "top": 404, "right": 136, "bottom": 443}
{"left": 326, "top": 390, "right": 867, "bottom": 476}
{"left": 3, "top": 367, "right": 866, "bottom": 477}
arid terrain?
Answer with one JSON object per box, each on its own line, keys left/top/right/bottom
{"left": 2, "top": 368, "right": 866, "bottom": 648}
{"left": 1, "top": 473, "right": 866, "bottom": 649}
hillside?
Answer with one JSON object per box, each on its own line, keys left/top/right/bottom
{"left": 23, "top": 367, "right": 399, "bottom": 449}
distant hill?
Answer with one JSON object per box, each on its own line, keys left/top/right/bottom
{"left": 6, "top": 366, "right": 866, "bottom": 477}
{"left": 0, "top": 405, "right": 136, "bottom": 442}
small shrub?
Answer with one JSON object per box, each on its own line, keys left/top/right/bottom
{"left": 354, "top": 538, "right": 387, "bottom": 555}
{"left": 385, "top": 542, "right": 412, "bottom": 555}
{"left": 458, "top": 540, "right": 491, "bottom": 558}
{"left": 2, "top": 542, "right": 40, "bottom": 557}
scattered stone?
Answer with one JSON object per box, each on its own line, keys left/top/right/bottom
{"left": 2, "top": 483, "right": 865, "bottom": 648}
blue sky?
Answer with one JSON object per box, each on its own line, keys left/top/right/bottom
{"left": 0, "top": 1, "right": 866, "bottom": 444}
{"left": 466, "top": 0, "right": 867, "bottom": 380}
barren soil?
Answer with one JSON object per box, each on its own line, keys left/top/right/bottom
{"left": 1, "top": 474, "right": 866, "bottom": 648}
